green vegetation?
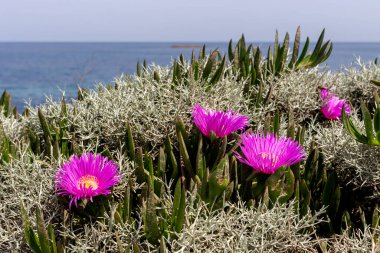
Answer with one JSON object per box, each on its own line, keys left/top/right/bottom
{"left": 0, "top": 28, "right": 379, "bottom": 252}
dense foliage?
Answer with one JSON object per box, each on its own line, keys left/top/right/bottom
{"left": 0, "top": 28, "right": 379, "bottom": 252}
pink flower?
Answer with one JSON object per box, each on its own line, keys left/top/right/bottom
{"left": 55, "top": 152, "right": 122, "bottom": 208}
{"left": 235, "top": 132, "right": 306, "bottom": 174}
{"left": 192, "top": 104, "right": 249, "bottom": 138}
{"left": 320, "top": 88, "right": 351, "bottom": 120}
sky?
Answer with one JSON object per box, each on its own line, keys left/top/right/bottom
{"left": 0, "top": 0, "right": 380, "bottom": 42}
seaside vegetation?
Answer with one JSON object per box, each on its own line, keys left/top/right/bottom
{"left": 0, "top": 27, "right": 379, "bottom": 252}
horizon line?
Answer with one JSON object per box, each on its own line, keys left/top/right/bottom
{"left": 0, "top": 40, "right": 380, "bottom": 44}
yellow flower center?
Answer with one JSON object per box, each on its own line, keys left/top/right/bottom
{"left": 77, "top": 175, "right": 99, "bottom": 190}
{"left": 261, "top": 152, "right": 279, "bottom": 166}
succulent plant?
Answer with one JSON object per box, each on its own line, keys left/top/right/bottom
{"left": 228, "top": 27, "right": 332, "bottom": 108}
{"left": 19, "top": 103, "right": 376, "bottom": 252}
{"left": 342, "top": 93, "right": 380, "bottom": 146}
{"left": 138, "top": 27, "right": 332, "bottom": 111}
{"left": 27, "top": 98, "right": 81, "bottom": 160}
{"left": 0, "top": 123, "right": 16, "bottom": 163}
{"left": 1, "top": 28, "right": 377, "bottom": 252}
{"left": 21, "top": 205, "right": 63, "bottom": 253}
{"left": 121, "top": 108, "right": 349, "bottom": 239}
{"left": 0, "top": 90, "right": 18, "bottom": 118}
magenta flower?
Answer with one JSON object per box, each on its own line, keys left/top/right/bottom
{"left": 192, "top": 104, "right": 249, "bottom": 138}
{"left": 320, "top": 88, "right": 351, "bottom": 120}
{"left": 235, "top": 132, "right": 306, "bottom": 174}
{"left": 55, "top": 152, "right": 122, "bottom": 208}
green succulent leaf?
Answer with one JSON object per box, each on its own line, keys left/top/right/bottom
{"left": 176, "top": 118, "right": 190, "bottom": 147}
{"left": 295, "top": 37, "right": 310, "bottom": 68}
{"left": 132, "top": 241, "right": 142, "bottom": 253}
{"left": 361, "top": 101, "right": 376, "bottom": 144}
{"left": 198, "top": 45, "right": 206, "bottom": 61}
{"left": 303, "top": 147, "right": 318, "bottom": 184}
{"left": 2, "top": 91, "right": 11, "bottom": 117}
{"left": 195, "top": 133, "right": 205, "bottom": 180}
{"left": 122, "top": 179, "right": 133, "bottom": 223}
{"left": 272, "top": 110, "right": 280, "bottom": 135}
{"left": 136, "top": 62, "right": 142, "bottom": 77}
{"left": 288, "top": 26, "right": 301, "bottom": 68}
{"left": 212, "top": 136, "right": 227, "bottom": 169}
{"left": 135, "top": 148, "right": 147, "bottom": 184}
{"left": 208, "top": 56, "right": 226, "bottom": 87}
{"left": 278, "top": 169, "right": 295, "bottom": 204}
{"left": 370, "top": 79, "right": 380, "bottom": 87}
{"left": 341, "top": 210, "right": 352, "bottom": 231}
{"left": 372, "top": 205, "right": 379, "bottom": 232}
{"left": 310, "top": 29, "right": 325, "bottom": 62}
{"left": 172, "top": 179, "right": 186, "bottom": 233}
{"left": 153, "top": 70, "right": 160, "bottom": 82}
{"left": 157, "top": 147, "right": 166, "bottom": 177}
{"left": 287, "top": 109, "right": 295, "bottom": 139}
{"left": 318, "top": 42, "right": 333, "bottom": 65}
{"left": 228, "top": 39, "right": 234, "bottom": 62}
{"left": 165, "top": 137, "right": 178, "bottom": 180}
{"left": 202, "top": 50, "right": 218, "bottom": 81}
{"left": 322, "top": 172, "right": 337, "bottom": 208}
{"left": 36, "top": 207, "right": 50, "bottom": 253}
{"left": 47, "top": 224, "right": 57, "bottom": 253}
{"left": 251, "top": 173, "right": 268, "bottom": 198}
{"left": 144, "top": 186, "right": 161, "bottom": 244}
{"left": 160, "top": 236, "right": 167, "bottom": 253}
{"left": 266, "top": 167, "right": 295, "bottom": 205}
{"left": 38, "top": 108, "right": 52, "bottom": 158}
{"left": 374, "top": 107, "right": 380, "bottom": 134}
{"left": 266, "top": 46, "right": 273, "bottom": 74}
{"left": 262, "top": 185, "right": 270, "bottom": 207}
{"left": 299, "top": 179, "right": 311, "bottom": 217}
{"left": 253, "top": 48, "right": 262, "bottom": 82}
{"left": 273, "top": 30, "right": 279, "bottom": 63}
{"left": 342, "top": 107, "right": 368, "bottom": 144}
{"left": 177, "top": 131, "right": 194, "bottom": 178}
{"left": 208, "top": 156, "right": 230, "bottom": 204}
{"left": 125, "top": 122, "right": 136, "bottom": 161}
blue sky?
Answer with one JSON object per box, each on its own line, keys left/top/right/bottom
{"left": 1, "top": 0, "right": 379, "bottom": 42}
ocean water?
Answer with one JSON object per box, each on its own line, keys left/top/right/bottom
{"left": 0, "top": 42, "right": 379, "bottom": 109}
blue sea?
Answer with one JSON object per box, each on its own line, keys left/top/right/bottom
{"left": 0, "top": 42, "right": 379, "bottom": 109}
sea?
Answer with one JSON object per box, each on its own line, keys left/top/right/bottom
{"left": 0, "top": 42, "right": 379, "bottom": 109}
